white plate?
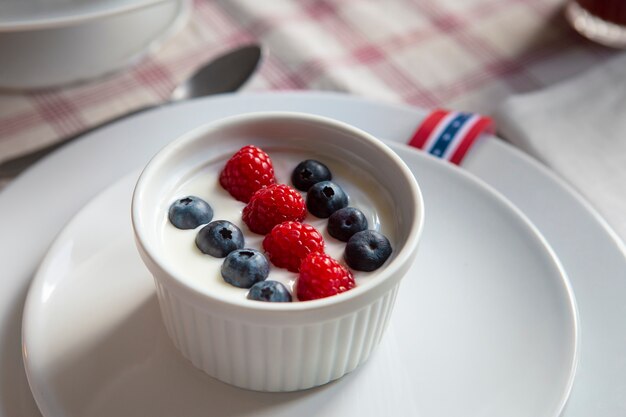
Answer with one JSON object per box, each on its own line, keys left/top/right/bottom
{"left": 0, "top": 0, "right": 169, "bottom": 32}
{"left": 23, "top": 147, "right": 577, "bottom": 416}
{"left": 1, "top": 92, "right": 625, "bottom": 417}
{"left": 0, "top": 0, "right": 189, "bottom": 90}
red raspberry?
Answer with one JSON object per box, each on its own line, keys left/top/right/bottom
{"left": 243, "top": 184, "right": 307, "bottom": 234}
{"left": 219, "top": 145, "right": 276, "bottom": 203}
{"left": 262, "top": 221, "right": 324, "bottom": 272}
{"left": 297, "top": 253, "right": 356, "bottom": 301}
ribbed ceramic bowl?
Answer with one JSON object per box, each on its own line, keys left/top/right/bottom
{"left": 131, "top": 112, "right": 424, "bottom": 392}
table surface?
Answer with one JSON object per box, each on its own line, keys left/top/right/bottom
{"left": 0, "top": 0, "right": 619, "bottom": 172}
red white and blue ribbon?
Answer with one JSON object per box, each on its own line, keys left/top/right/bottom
{"left": 408, "top": 109, "right": 494, "bottom": 165}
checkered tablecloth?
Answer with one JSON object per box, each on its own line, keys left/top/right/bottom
{"left": 0, "top": 0, "right": 618, "bottom": 168}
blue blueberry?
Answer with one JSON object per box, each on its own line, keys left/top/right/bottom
{"left": 292, "top": 159, "right": 332, "bottom": 191}
{"left": 221, "top": 249, "right": 270, "bottom": 288}
{"left": 196, "top": 220, "right": 244, "bottom": 257}
{"left": 168, "top": 196, "right": 213, "bottom": 229}
{"left": 247, "top": 280, "right": 292, "bottom": 302}
{"left": 327, "top": 207, "right": 368, "bottom": 242}
{"left": 306, "top": 180, "right": 348, "bottom": 218}
{"left": 345, "top": 230, "right": 392, "bottom": 271}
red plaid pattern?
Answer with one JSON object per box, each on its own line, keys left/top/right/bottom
{"left": 0, "top": 0, "right": 618, "bottom": 163}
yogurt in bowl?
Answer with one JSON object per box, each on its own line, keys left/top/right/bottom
{"left": 160, "top": 148, "right": 397, "bottom": 301}
{"left": 131, "top": 112, "right": 424, "bottom": 391}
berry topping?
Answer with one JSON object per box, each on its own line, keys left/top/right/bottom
{"left": 291, "top": 159, "right": 332, "bottom": 191}
{"left": 345, "top": 230, "right": 392, "bottom": 271}
{"left": 262, "top": 221, "right": 325, "bottom": 272}
{"left": 327, "top": 207, "right": 368, "bottom": 242}
{"left": 306, "top": 180, "right": 348, "bottom": 218}
{"left": 247, "top": 280, "right": 292, "bottom": 302}
{"left": 219, "top": 145, "right": 276, "bottom": 203}
{"left": 195, "top": 220, "right": 244, "bottom": 258}
{"left": 168, "top": 196, "right": 213, "bottom": 229}
{"left": 221, "top": 249, "right": 270, "bottom": 288}
{"left": 297, "top": 253, "right": 355, "bottom": 301}
{"left": 243, "top": 184, "right": 307, "bottom": 234}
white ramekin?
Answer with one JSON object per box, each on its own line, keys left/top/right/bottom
{"left": 131, "top": 112, "right": 424, "bottom": 392}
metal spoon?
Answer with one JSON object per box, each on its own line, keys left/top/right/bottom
{"left": 169, "top": 44, "right": 264, "bottom": 101}
{"left": 0, "top": 43, "right": 264, "bottom": 180}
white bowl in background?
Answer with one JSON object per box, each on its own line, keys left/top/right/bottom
{"left": 131, "top": 112, "right": 424, "bottom": 392}
{"left": 0, "top": 0, "right": 189, "bottom": 90}
{"left": 0, "top": 0, "right": 170, "bottom": 32}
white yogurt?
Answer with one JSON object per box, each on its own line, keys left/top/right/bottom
{"left": 159, "top": 148, "right": 397, "bottom": 301}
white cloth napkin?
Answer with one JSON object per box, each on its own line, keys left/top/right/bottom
{"left": 494, "top": 53, "right": 626, "bottom": 242}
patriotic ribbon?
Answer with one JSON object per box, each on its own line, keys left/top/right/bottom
{"left": 408, "top": 109, "right": 494, "bottom": 165}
